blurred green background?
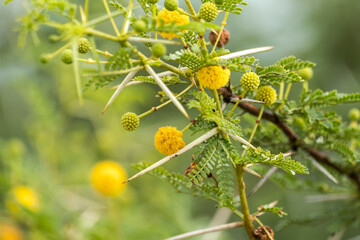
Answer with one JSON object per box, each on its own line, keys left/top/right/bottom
{"left": 0, "top": 0, "right": 360, "bottom": 239}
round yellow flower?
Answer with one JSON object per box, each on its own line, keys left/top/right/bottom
{"left": 256, "top": 86, "right": 277, "bottom": 105}
{"left": 156, "top": 8, "right": 190, "bottom": 40}
{"left": 90, "top": 160, "right": 127, "bottom": 197}
{"left": 197, "top": 66, "right": 231, "bottom": 89}
{"left": 154, "top": 126, "right": 185, "bottom": 155}
{"left": 12, "top": 186, "right": 40, "bottom": 212}
{"left": 0, "top": 223, "right": 23, "bottom": 240}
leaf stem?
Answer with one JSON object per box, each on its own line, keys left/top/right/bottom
{"left": 138, "top": 84, "right": 194, "bottom": 119}
{"left": 72, "top": 39, "right": 83, "bottom": 104}
{"left": 225, "top": 90, "right": 247, "bottom": 120}
{"left": 235, "top": 165, "right": 255, "bottom": 240}
{"left": 210, "top": 11, "right": 229, "bottom": 54}
{"left": 184, "top": 0, "right": 197, "bottom": 18}
{"left": 212, "top": 89, "right": 224, "bottom": 119}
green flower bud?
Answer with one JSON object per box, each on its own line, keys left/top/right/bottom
{"left": 349, "top": 108, "right": 360, "bottom": 121}
{"left": 61, "top": 49, "right": 73, "bottom": 64}
{"left": 297, "top": 67, "right": 313, "bottom": 81}
{"left": 256, "top": 86, "right": 277, "bottom": 105}
{"left": 199, "top": 2, "right": 218, "bottom": 22}
{"left": 77, "top": 38, "right": 90, "bottom": 54}
{"left": 40, "top": 54, "right": 51, "bottom": 64}
{"left": 133, "top": 20, "right": 147, "bottom": 33}
{"left": 164, "top": 0, "right": 178, "bottom": 11}
{"left": 48, "top": 34, "right": 60, "bottom": 43}
{"left": 151, "top": 43, "right": 167, "bottom": 58}
{"left": 240, "top": 72, "right": 260, "bottom": 91}
{"left": 148, "top": 0, "right": 159, "bottom": 3}
{"left": 121, "top": 112, "right": 140, "bottom": 131}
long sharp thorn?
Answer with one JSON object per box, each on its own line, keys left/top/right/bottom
{"left": 227, "top": 132, "right": 258, "bottom": 151}
{"left": 102, "top": 70, "right": 138, "bottom": 114}
{"left": 219, "top": 46, "right": 274, "bottom": 60}
{"left": 248, "top": 166, "right": 278, "bottom": 198}
{"left": 310, "top": 158, "right": 338, "bottom": 184}
{"left": 145, "top": 65, "right": 190, "bottom": 120}
{"left": 124, "top": 128, "right": 218, "bottom": 183}
{"left": 166, "top": 221, "right": 244, "bottom": 240}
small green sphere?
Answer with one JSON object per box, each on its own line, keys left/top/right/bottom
{"left": 151, "top": 43, "right": 167, "bottom": 58}
{"left": 61, "top": 49, "right": 73, "bottom": 64}
{"left": 215, "top": 0, "right": 224, "bottom": 4}
{"left": 199, "top": 2, "right": 218, "bottom": 22}
{"left": 40, "top": 54, "right": 51, "bottom": 64}
{"left": 297, "top": 67, "right": 313, "bottom": 81}
{"left": 256, "top": 86, "right": 277, "bottom": 105}
{"left": 240, "top": 72, "right": 260, "bottom": 91}
{"left": 77, "top": 38, "right": 90, "bottom": 54}
{"left": 48, "top": 34, "right": 60, "bottom": 43}
{"left": 133, "top": 20, "right": 147, "bottom": 33}
{"left": 164, "top": 0, "right": 178, "bottom": 11}
{"left": 349, "top": 108, "right": 360, "bottom": 121}
{"left": 121, "top": 112, "right": 140, "bottom": 131}
{"left": 148, "top": 0, "right": 159, "bottom": 4}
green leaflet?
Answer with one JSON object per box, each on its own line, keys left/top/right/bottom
{"left": 244, "top": 147, "right": 309, "bottom": 175}
{"left": 132, "top": 75, "right": 185, "bottom": 86}
{"left": 300, "top": 89, "right": 360, "bottom": 108}
{"left": 188, "top": 91, "right": 243, "bottom": 136}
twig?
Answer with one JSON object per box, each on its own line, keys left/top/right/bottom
{"left": 220, "top": 88, "right": 360, "bottom": 190}
{"left": 166, "top": 221, "right": 244, "bottom": 240}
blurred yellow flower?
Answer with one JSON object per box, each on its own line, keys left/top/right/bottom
{"left": 90, "top": 161, "right": 127, "bottom": 196}
{"left": 154, "top": 126, "right": 185, "bottom": 155}
{"left": 12, "top": 186, "right": 40, "bottom": 213}
{"left": 156, "top": 8, "right": 190, "bottom": 40}
{"left": 0, "top": 223, "right": 23, "bottom": 240}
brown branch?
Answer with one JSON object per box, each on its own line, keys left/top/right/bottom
{"left": 220, "top": 87, "right": 360, "bottom": 190}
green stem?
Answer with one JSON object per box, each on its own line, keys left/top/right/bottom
{"left": 184, "top": 0, "right": 197, "bottom": 17}
{"left": 284, "top": 82, "right": 292, "bottom": 100}
{"left": 279, "top": 82, "right": 284, "bottom": 100}
{"left": 303, "top": 81, "right": 309, "bottom": 92}
{"left": 72, "top": 40, "right": 83, "bottom": 104}
{"left": 152, "top": 4, "right": 158, "bottom": 40}
{"left": 181, "top": 120, "right": 195, "bottom": 133}
{"left": 120, "top": 0, "right": 134, "bottom": 35}
{"left": 212, "top": 89, "right": 224, "bottom": 118}
{"left": 86, "top": 28, "right": 119, "bottom": 41}
{"left": 157, "top": 61, "right": 186, "bottom": 76}
{"left": 138, "top": 84, "right": 194, "bottom": 119}
{"left": 241, "top": 105, "right": 264, "bottom": 158}
{"left": 85, "top": 11, "right": 123, "bottom": 27}
{"left": 235, "top": 165, "right": 255, "bottom": 240}
{"left": 278, "top": 82, "right": 292, "bottom": 111}
{"left": 210, "top": 12, "right": 229, "bottom": 54}
{"left": 225, "top": 90, "right": 247, "bottom": 120}
{"left": 48, "top": 41, "right": 72, "bottom": 58}
{"left": 83, "top": 66, "right": 144, "bottom": 77}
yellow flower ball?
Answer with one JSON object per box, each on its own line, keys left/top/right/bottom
{"left": 197, "top": 66, "right": 230, "bottom": 89}
{"left": 0, "top": 224, "right": 23, "bottom": 240}
{"left": 90, "top": 161, "right": 127, "bottom": 197}
{"left": 256, "top": 86, "right": 277, "bottom": 105}
{"left": 12, "top": 186, "right": 40, "bottom": 212}
{"left": 154, "top": 126, "right": 185, "bottom": 155}
{"left": 156, "top": 8, "right": 190, "bottom": 40}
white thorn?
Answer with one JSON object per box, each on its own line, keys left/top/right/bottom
{"left": 102, "top": 70, "right": 138, "bottom": 114}
{"left": 310, "top": 158, "right": 338, "bottom": 184}
{"left": 219, "top": 46, "right": 274, "bottom": 60}
{"left": 226, "top": 132, "right": 258, "bottom": 151}
{"left": 145, "top": 65, "right": 190, "bottom": 120}
{"left": 125, "top": 128, "right": 218, "bottom": 183}
{"left": 166, "top": 221, "right": 244, "bottom": 240}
